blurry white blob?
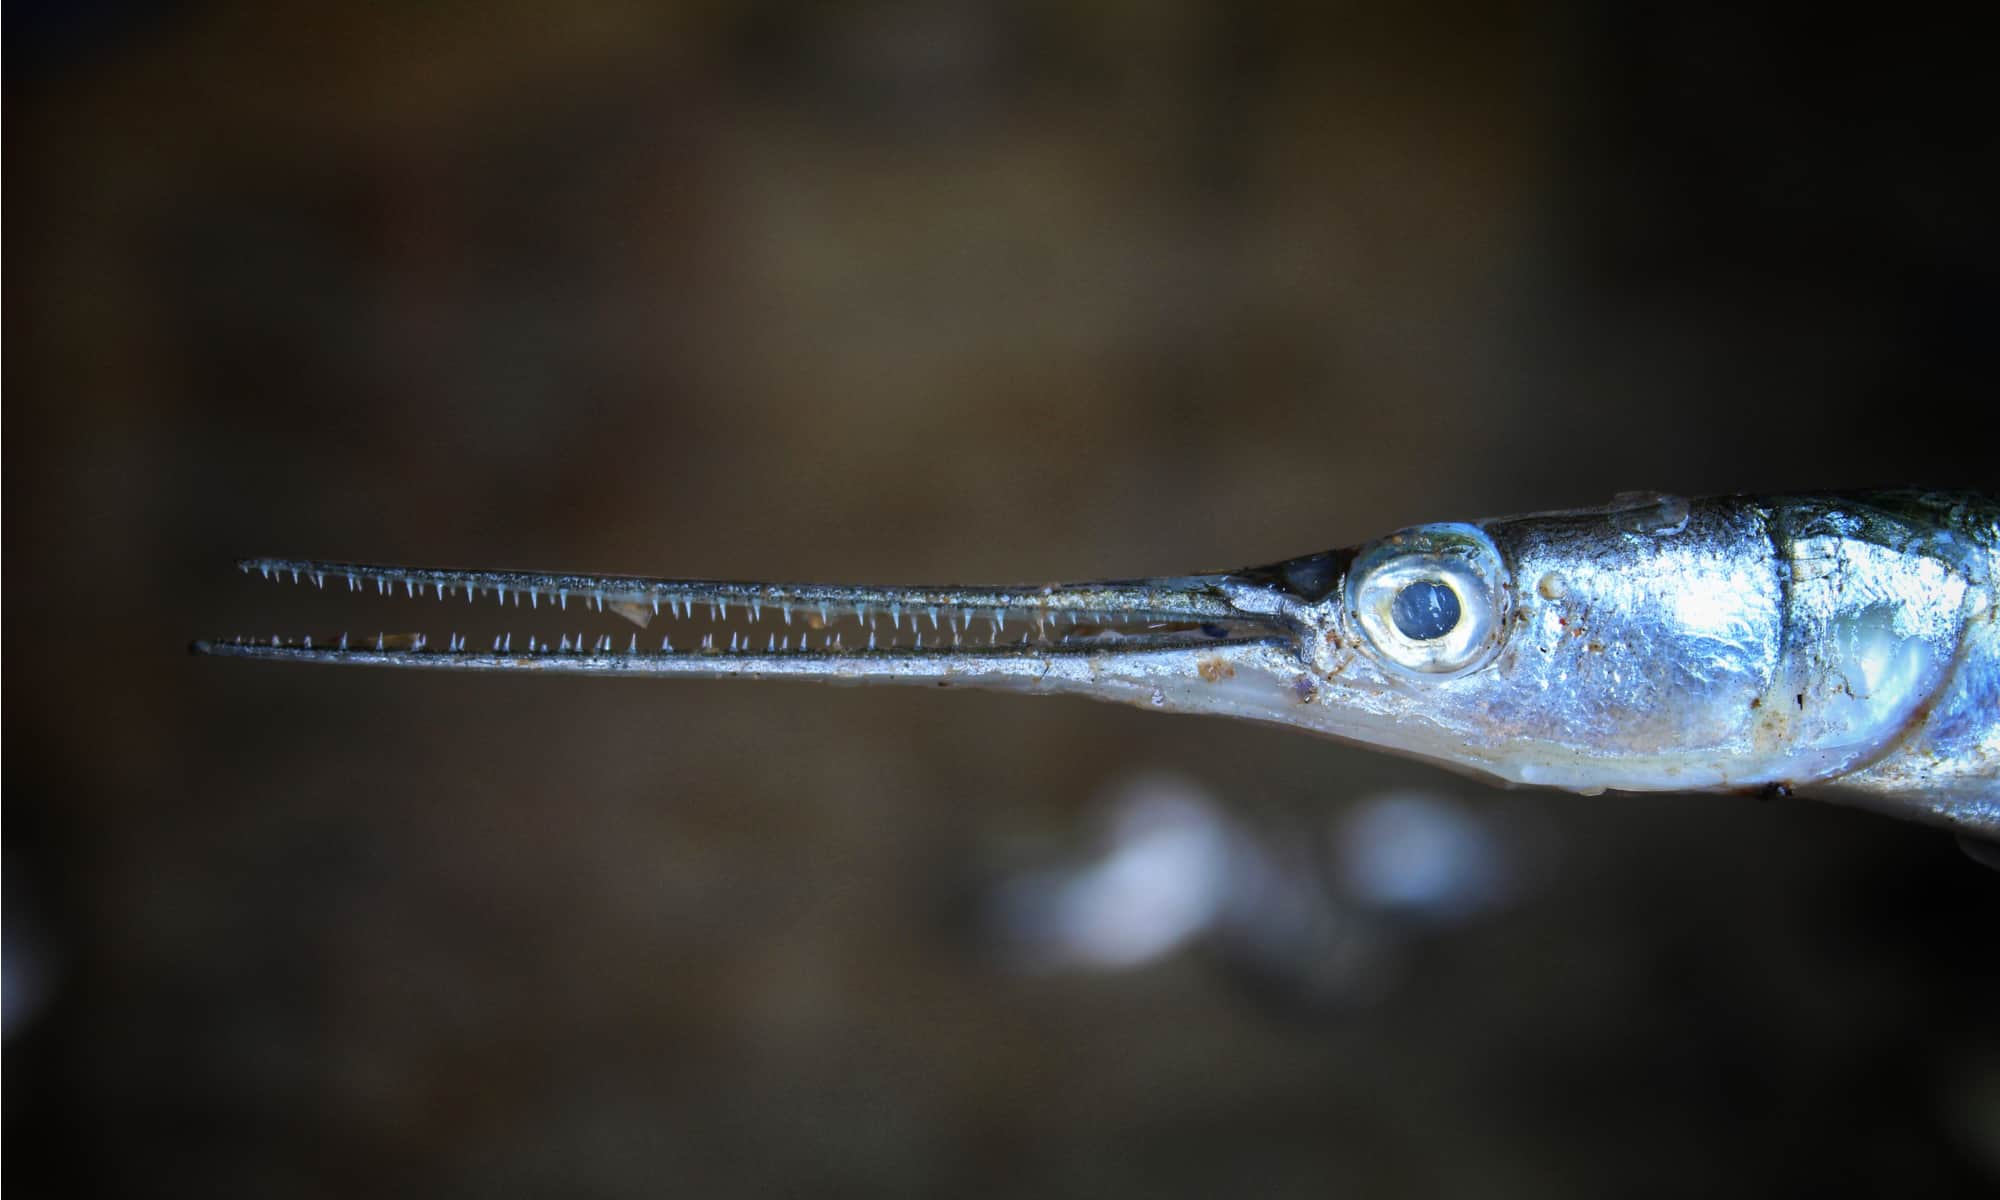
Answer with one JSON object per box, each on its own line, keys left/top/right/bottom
{"left": 988, "top": 774, "right": 1515, "bottom": 981}
{"left": 1334, "top": 791, "right": 1509, "bottom": 919}
{"left": 4, "top": 862, "right": 55, "bottom": 1040}
{"left": 990, "top": 771, "right": 1238, "bottom": 971}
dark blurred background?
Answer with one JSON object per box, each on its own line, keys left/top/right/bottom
{"left": 7, "top": 2, "right": 1999, "bottom": 1195}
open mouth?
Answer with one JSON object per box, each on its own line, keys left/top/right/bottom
{"left": 192, "top": 557, "right": 1298, "bottom": 678}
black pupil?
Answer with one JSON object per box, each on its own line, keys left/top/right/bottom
{"left": 1391, "top": 580, "right": 1460, "bottom": 641}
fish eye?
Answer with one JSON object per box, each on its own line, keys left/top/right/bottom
{"left": 1348, "top": 524, "right": 1508, "bottom": 676}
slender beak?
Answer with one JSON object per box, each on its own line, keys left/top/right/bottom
{"left": 193, "top": 556, "right": 1331, "bottom": 724}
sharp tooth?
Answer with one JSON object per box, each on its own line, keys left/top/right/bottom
{"left": 559, "top": 589, "right": 568, "bottom": 610}
{"left": 928, "top": 606, "right": 939, "bottom": 629}
{"left": 504, "top": 633, "right": 512, "bottom": 651}
{"left": 560, "top": 635, "right": 571, "bottom": 652}
{"left": 629, "top": 634, "right": 638, "bottom": 654}
{"left": 339, "top": 632, "right": 349, "bottom": 650}
{"left": 594, "top": 591, "right": 604, "bottom": 612}
{"left": 702, "top": 633, "right": 714, "bottom": 650}
{"left": 890, "top": 604, "right": 900, "bottom": 629}
{"left": 915, "top": 632, "right": 923, "bottom": 650}
{"left": 651, "top": 595, "right": 660, "bottom": 616}
{"left": 291, "top": 568, "right": 300, "bottom": 584}
{"left": 717, "top": 599, "right": 728, "bottom": 620}
{"left": 376, "top": 633, "right": 385, "bottom": 650}
{"left": 314, "top": 572, "right": 324, "bottom": 589}
{"left": 752, "top": 599, "right": 762, "bottom": 620}
{"left": 766, "top": 633, "right": 775, "bottom": 651}
{"left": 531, "top": 591, "right": 539, "bottom": 608}
{"left": 868, "top": 629, "right": 877, "bottom": 650}
{"left": 994, "top": 608, "right": 1006, "bottom": 630}
{"left": 406, "top": 580, "right": 415, "bottom": 598}
{"left": 857, "top": 603, "right": 870, "bottom": 626}
{"left": 493, "top": 635, "right": 502, "bottom": 651}
{"left": 303, "top": 635, "right": 313, "bottom": 649}
{"left": 661, "top": 634, "right": 673, "bottom": 652}
{"left": 498, "top": 585, "right": 507, "bottom": 605}
{"left": 820, "top": 602, "right": 830, "bottom": 625}
{"left": 782, "top": 603, "right": 793, "bottom": 625}
{"left": 347, "top": 573, "right": 358, "bottom": 591}
{"left": 260, "top": 564, "right": 271, "bottom": 579}
{"left": 436, "top": 582, "right": 445, "bottom": 600}
{"left": 962, "top": 608, "right": 973, "bottom": 628}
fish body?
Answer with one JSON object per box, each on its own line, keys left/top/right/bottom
{"left": 195, "top": 490, "right": 1999, "bottom": 836}
{"left": 1256, "top": 490, "right": 1998, "bottom": 835}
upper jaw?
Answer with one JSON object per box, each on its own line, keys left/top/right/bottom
{"left": 191, "top": 556, "right": 1330, "bottom": 684}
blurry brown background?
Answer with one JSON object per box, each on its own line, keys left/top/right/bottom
{"left": 7, "top": 2, "right": 1999, "bottom": 1196}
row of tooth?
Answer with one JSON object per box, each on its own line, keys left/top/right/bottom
{"left": 244, "top": 561, "right": 1134, "bottom": 634}
{"left": 252, "top": 561, "right": 670, "bottom": 613}
{"left": 224, "top": 625, "right": 1053, "bottom": 655}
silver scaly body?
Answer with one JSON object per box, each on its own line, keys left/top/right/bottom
{"left": 194, "top": 490, "right": 1999, "bottom": 837}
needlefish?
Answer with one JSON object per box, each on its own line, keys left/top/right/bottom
{"left": 194, "top": 490, "right": 1998, "bottom": 839}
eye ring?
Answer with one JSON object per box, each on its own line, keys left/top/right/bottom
{"left": 1347, "top": 523, "right": 1508, "bottom": 677}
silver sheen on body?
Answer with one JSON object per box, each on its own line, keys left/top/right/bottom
{"left": 195, "top": 491, "right": 1999, "bottom": 836}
